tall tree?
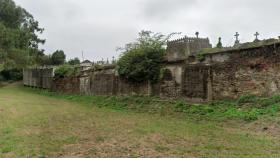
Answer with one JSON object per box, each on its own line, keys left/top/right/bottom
{"left": 0, "top": 0, "right": 45, "bottom": 49}
{"left": 51, "top": 50, "right": 66, "bottom": 65}
{"left": 0, "top": 0, "right": 45, "bottom": 66}
{"left": 0, "top": 0, "right": 46, "bottom": 80}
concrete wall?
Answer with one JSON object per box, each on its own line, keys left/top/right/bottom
{"left": 23, "top": 68, "right": 54, "bottom": 89}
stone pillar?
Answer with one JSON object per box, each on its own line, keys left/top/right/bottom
{"left": 207, "top": 67, "right": 213, "bottom": 102}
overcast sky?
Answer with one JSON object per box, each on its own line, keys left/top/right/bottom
{"left": 14, "top": 0, "right": 280, "bottom": 61}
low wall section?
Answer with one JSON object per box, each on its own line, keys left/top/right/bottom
{"left": 23, "top": 68, "right": 54, "bottom": 89}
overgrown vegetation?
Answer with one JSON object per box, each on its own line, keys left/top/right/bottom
{"left": 68, "top": 57, "right": 81, "bottom": 65}
{"left": 24, "top": 87, "right": 280, "bottom": 121}
{"left": 54, "top": 64, "right": 79, "bottom": 78}
{"left": 51, "top": 50, "right": 66, "bottom": 65}
{"left": 117, "top": 31, "right": 173, "bottom": 83}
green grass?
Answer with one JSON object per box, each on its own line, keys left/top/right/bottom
{"left": 23, "top": 87, "right": 280, "bottom": 121}
{"left": 0, "top": 84, "right": 280, "bottom": 157}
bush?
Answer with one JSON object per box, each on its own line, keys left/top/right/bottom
{"left": 54, "top": 65, "right": 77, "bottom": 78}
{"left": 118, "top": 48, "right": 165, "bottom": 83}
{"left": 117, "top": 31, "right": 172, "bottom": 83}
{"left": 0, "top": 69, "right": 22, "bottom": 81}
{"left": 237, "top": 94, "right": 258, "bottom": 105}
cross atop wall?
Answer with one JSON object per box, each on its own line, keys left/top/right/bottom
{"left": 253, "top": 32, "right": 260, "bottom": 42}
{"left": 234, "top": 32, "right": 240, "bottom": 45}
{"left": 254, "top": 32, "right": 259, "bottom": 39}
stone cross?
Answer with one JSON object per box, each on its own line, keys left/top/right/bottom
{"left": 234, "top": 32, "right": 240, "bottom": 45}
{"left": 254, "top": 32, "right": 260, "bottom": 40}
{"left": 234, "top": 32, "right": 240, "bottom": 41}
{"left": 195, "top": 32, "right": 199, "bottom": 38}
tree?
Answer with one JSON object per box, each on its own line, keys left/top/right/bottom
{"left": 40, "top": 54, "right": 52, "bottom": 66}
{"left": 51, "top": 50, "right": 66, "bottom": 65}
{"left": 117, "top": 30, "right": 173, "bottom": 83}
{"left": 0, "top": 0, "right": 45, "bottom": 80}
{"left": 68, "top": 57, "right": 80, "bottom": 65}
{"left": 0, "top": 0, "right": 45, "bottom": 49}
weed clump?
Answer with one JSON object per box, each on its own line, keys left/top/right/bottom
{"left": 24, "top": 87, "right": 280, "bottom": 122}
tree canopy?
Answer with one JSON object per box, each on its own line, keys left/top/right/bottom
{"left": 0, "top": 0, "right": 46, "bottom": 80}
{"left": 0, "top": 0, "right": 45, "bottom": 51}
{"left": 51, "top": 50, "right": 66, "bottom": 65}
{"left": 68, "top": 57, "right": 80, "bottom": 65}
{"left": 117, "top": 31, "right": 172, "bottom": 83}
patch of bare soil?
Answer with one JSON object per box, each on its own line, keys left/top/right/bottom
{"left": 220, "top": 118, "right": 280, "bottom": 141}
{"left": 246, "top": 119, "right": 280, "bottom": 140}
{"left": 56, "top": 133, "right": 197, "bottom": 158}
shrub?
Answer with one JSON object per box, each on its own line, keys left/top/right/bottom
{"left": 237, "top": 94, "right": 258, "bottom": 105}
{"left": 117, "top": 31, "right": 173, "bottom": 83}
{"left": 259, "top": 95, "right": 280, "bottom": 107}
{"left": 54, "top": 65, "right": 77, "bottom": 78}
{"left": 0, "top": 69, "right": 22, "bottom": 81}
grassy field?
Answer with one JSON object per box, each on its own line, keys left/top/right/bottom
{"left": 0, "top": 84, "right": 280, "bottom": 158}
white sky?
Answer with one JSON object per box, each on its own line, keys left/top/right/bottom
{"left": 14, "top": 0, "right": 280, "bottom": 61}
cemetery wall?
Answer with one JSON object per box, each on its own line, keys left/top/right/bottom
{"left": 23, "top": 42, "right": 280, "bottom": 102}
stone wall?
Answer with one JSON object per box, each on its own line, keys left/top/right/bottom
{"left": 166, "top": 36, "right": 212, "bottom": 62}
{"left": 117, "top": 78, "right": 150, "bottom": 96}
{"left": 183, "top": 65, "right": 210, "bottom": 102}
{"left": 23, "top": 42, "right": 280, "bottom": 102}
{"left": 90, "top": 67, "right": 116, "bottom": 95}
{"left": 161, "top": 42, "right": 280, "bottom": 101}
{"left": 160, "top": 63, "right": 183, "bottom": 98}
{"left": 22, "top": 65, "right": 152, "bottom": 96}
{"left": 52, "top": 77, "right": 80, "bottom": 94}
{"left": 208, "top": 43, "right": 280, "bottom": 100}
{"left": 90, "top": 65, "right": 151, "bottom": 96}
{"left": 80, "top": 75, "right": 91, "bottom": 95}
